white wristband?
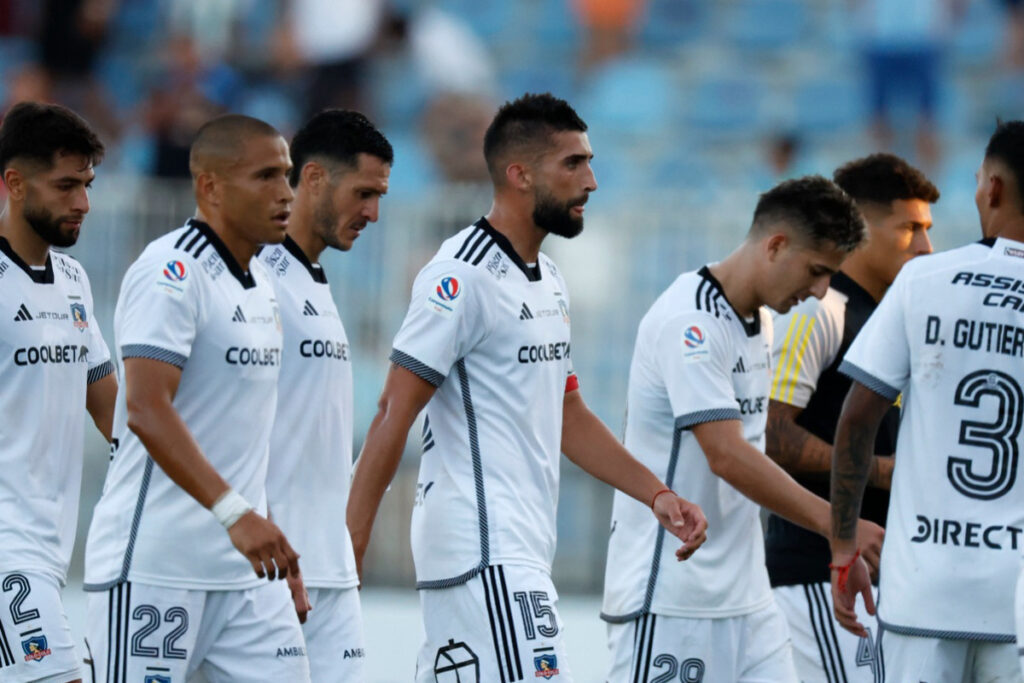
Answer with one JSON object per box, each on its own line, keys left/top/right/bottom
{"left": 211, "top": 489, "right": 253, "bottom": 529}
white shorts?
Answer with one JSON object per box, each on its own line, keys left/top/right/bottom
{"left": 605, "top": 600, "right": 798, "bottom": 683}
{"left": 84, "top": 580, "right": 310, "bottom": 683}
{"left": 0, "top": 571, "right": 81, "bottom": 683}
{"left": 303, "top": 586, "right": 364, "bottom": 683}
{"left": 881, "top": 631, "right": 1021, "bottom": 683}
{"left": 774, "top": 582, "right": 883, "bottom": 682}
{"left": 415, "top": 565, "right": 572, "bottom": 683}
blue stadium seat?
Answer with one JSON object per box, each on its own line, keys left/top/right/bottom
{"left": 724, "top": 0, "right": 809, "bottom": 54}
{"left": 794, "top": 78, "right": 865, "bottom": 136}
{"left": 640, "top": 0, "right": 708, "bottom": 47}
{"left": 577, "top": 57, "right": 678, "bottom": 136}
{"left": 950, "top": 0, "right": 1001, "bottom": 68}
{"left": 685, "top": 76, "right": 764, "bottom": 139}
{"left": 434, "top": 0, "right": 513, "bottom": 39}
{"left": 383, "top": 132, "right": 436, "bottom": 198}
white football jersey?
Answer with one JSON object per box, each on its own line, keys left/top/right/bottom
{"left": 842, "top": 237, "right": 1024, "bottom": 641}
{"left": 602, "top": 266, "right": 775, "bottom": 621}
{"left": 0, "top": 239, "right": 112, "bottom": 583}
{"left": 84, "top": 219, "right": 283, "bottom": 591}
{"left": 390, "top": 218, "right": 576, "bottom": 588}
{"left": 261, "top": 236, "right": 358, "bottom": 589}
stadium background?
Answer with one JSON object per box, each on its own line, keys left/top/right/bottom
{"left": 2, "top": 0, "right": 1018, "bottom": 679}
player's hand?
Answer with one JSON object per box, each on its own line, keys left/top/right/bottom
{"left": 227, "top": 510, "right": 301, "bottom": 581}
{"left": 652, "top": 493, "right": 708, "bottom": 561}
{"left": 287, "top": 568, "right": 312, "bottom": 624}
{"left": 855, "top": 519, "right": 884, "bottom": 578}
{"left": 830, "top": 553, "right": 875, "bottom": 637}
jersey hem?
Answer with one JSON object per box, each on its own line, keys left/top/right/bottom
{"left": 879, "top": 619, "right": 1016, "bottom": 643}
{"left": 85, "top": 572, "right": 267, "bottom": 592}
{"left": 303, "top": 576, "right": 360, "bottom": 590}
{"left": 674, "top": 408, "right": 742, "bottom": 430}
{"left": 390, "top": 348, "right": 445, "bottom": 387}
{"left": 837, "top": 360, "right": 900, "bottom": 401}
{"left": 415, "top": 557, "right": 551, "bottom": 590}
{"left": 601, "top": 594, "right": 774, "bottom": 622}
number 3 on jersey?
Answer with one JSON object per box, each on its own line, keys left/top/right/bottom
{"left": 947, "top": 369, "right": 1023, "bottom": 501}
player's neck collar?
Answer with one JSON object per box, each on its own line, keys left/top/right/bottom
{"left": 0, "top": 236, "right": 54, "bottom": 284}
{"left": 475, "top": 217, "right": 542, "bottom": 282}
{"left": 830, "top": 271, "right": 874, "bottom": 307}
{"left": 185, "top": 218, "right": 256, "bottom": 289}
{"left": 697, "top": 265, "right": 760, "bottom": 337}
{"left": 282, "top": 235, "right": 328, "bottom": 284}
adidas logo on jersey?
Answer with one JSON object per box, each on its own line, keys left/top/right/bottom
{"left": 519, "top": 303, "right": 534, "bottom": 320}
{"left": 13, "top": 303, "right": 32, "bottom": 321}
{"left": 231, "top": 306, "right": 246, "bottom": 323}
{"left": 732, "top": 357, "right": 747, "bottom": 374}
{"left": 303, "top": 300, "right": 318, "bottom": 316}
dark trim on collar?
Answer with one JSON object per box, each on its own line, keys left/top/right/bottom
{"left": 979, "top": 237, "right": 996, "bottom": 247}
{"left": 282, "top": 235, "right": 328, "bottom": 284}
{"left": 698, "top": 265, "right": 760, "bottom": 337}
{"left": 0, "top": 237, "right": 54, "bottom": 284}
{"left": 830, "top": 271, "right": 877, "bottom": 308}
{"left": 186, "top": 218, "right": 255, "bottom": 289}
{"left": 475, "top": 217, "right": 541, "bottom": 282}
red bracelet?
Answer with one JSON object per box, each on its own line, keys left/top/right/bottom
{"left": 650, "top": 488, "right": 673, "bottom": 510}
{"left": 828, "top": 549, "right": 861, "bottom": 594}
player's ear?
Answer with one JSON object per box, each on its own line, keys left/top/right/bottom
{"left": 506, "top": 161, "right": 531, "bottom": 191}
{"left": 300, "top": 161, "right": 325, "bottom": 193}
{"left": 764, "top": 232, "right": 788, "bottom": 262}
{"left": 988, "top": 174, "right": 1004, "bottom": 209}
{"left": 2, "top": 166, "right": 24, "bottom": 200}
{"left": 194, "top": 170, "right": 221, "bottom": 208}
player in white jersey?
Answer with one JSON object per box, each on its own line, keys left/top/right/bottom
{"left": 765, "top": 154, "right": 938, "bottom": 683}
{"left": 0, "top": 102, "right": 115, "bottom": 683}
{"left": 603, "top": 176, "right": 886, "bottom": 683}
{"left": 347, "top": 93, "right": 708, "bottom": 682}
{"left": 83, "top": 115, "right": 311, "bottom": 683}
{"left": 831, "top": 121, "right": 1024, "bottom": 682}
{"left": 260, "top": 110, "right": 393, "bottom": 682}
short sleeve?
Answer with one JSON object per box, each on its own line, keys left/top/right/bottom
{"left": 117, "top": 253, "right": 202, "bottom": 369}
{"left": 81, "top": 270, "right": 114, "bottom": 383}
{"left": 769, "top": 295, "right": 842, "bottom": 408}
{"left": 839, "top": 272, "right": 910, "bottom": 401}
{"left": 655, "top": 312, "right": 740, "bottom": 430}
{"left": 390, "top": 262, "right": 491, "bottom": 387}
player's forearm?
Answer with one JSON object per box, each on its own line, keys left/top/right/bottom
{"left": 767, "top": 400, "right": 892, "bottom": 489}
{"left": 347, "top": 411, "right": 410, "bottom": 556}
{"left": 830, "top": 383, "right": 890, "bottom": 550}
{"left": 702, "top": 432, "right": 830, "bottom": 537}
{"left": 562, "top": 407, "right": 663, "bottom": 505}
{"left": 86, "top": 372, "right": 118, "bottom": 442}
{"left": 126, "top": 398, "right": 230, "bottom": 509}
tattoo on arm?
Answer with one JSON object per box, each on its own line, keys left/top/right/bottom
{"left": 766, "top": 400, "right": 832, "bottom": 475}
{"left": 831, "top": 383, "right": 891, "bottom": 542}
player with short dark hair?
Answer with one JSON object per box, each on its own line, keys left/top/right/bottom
{"left": 347, "top": 92, "right": 708, "bottom": 681}
{"left": 0, "top": 101, "right": 114, "bottom": 683}
{"left": 602, "top": 176, "right": 884, "bottom": 682}
{"left": 261, "top": 109, "right": 392, "bottom": 682}
{"left": 765, "top": 154, "right": 938, "bottom": 682}
{"left": 83, "top": 114, "right": 311, "bottom": 682}
{"left": 832, "top": 121, "right": 1024, "bottom": 682}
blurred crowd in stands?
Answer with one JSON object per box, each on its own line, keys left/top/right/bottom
{"left": 1, "top": 0, "right": 1023, "bottom": 203}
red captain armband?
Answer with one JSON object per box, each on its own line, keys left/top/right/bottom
{"left": 828, "top": 549, "right": 860, "bottom": 594}
{"left": 565, "top": 374, "right": 579, "bottom": 393}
